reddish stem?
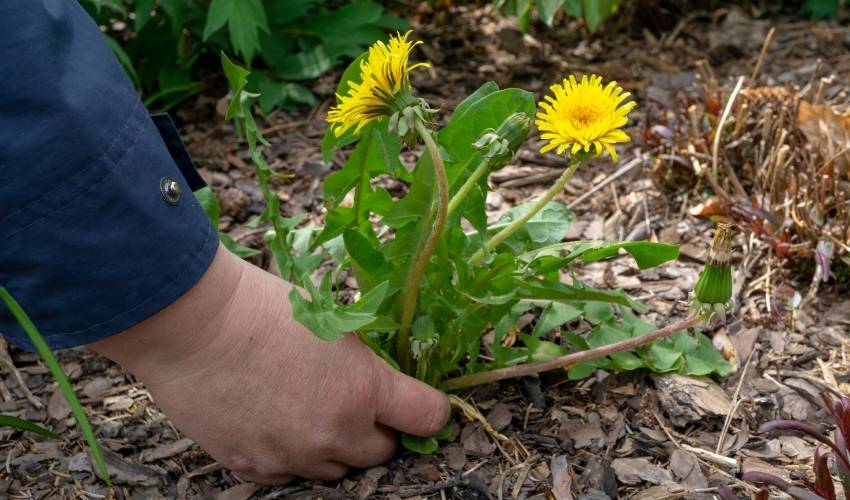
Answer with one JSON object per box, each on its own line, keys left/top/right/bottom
{"left": 441, "top": 315, "right": 701, "bottom": 391}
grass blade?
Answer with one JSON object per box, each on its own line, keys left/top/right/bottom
{"left": 0, "top": 287, "right": 111, "bottom": 485}
{"left": 0, "top": 414, "right": 61, "bottom": 440}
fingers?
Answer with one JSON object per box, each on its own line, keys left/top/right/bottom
{"left": 336, "top": 424, "right": 397, "bottom": 468}
{"left": 375, "top": 369, "right": 450, "bottom": 437}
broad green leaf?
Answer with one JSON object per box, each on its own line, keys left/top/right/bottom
{"left": 301, "top": 1, "right": 383, "bottom": 35}
{"left": 563, "top": 0, "right": 583, "bottom": 17}
{"left": 381, "top": 156, "right": 436, "bottom": 229}
{"left": 802, "top": 0, "right": 839, "bottom": 18}
{"left": 401, "top": 422, "right": 452, "bottom": 454}
{"left": 522, "top": 335, "right": 568, "bottom": 362}
{"left": 220, "top": 234, "right": 261, "bottom": 259}
{"left": 273, "top": 43, "right": 337, "bottom": 80}
{"left": 344, "top": 229, "right": 391, "bottom": 292}
{"left": 194, "top": 187, "right": 221, "bottom": 227}
{"left": 571, "top": 241, "right": 680, "bottom": 270}
{"left": 582, "top": 301, "right": 613, "bottom": 325}
{"left": 204, "top": 0, "right": 269, "bottom": 62}
{"left": 581, "top": 0, "right": 618, "bottom": 31}
{"left": 220, "top": 52, "right": 250, "bottom": 120}
{"left": 0, "top": 415, "right": 60, "bottom": 440}
{"left": 673, "top": 331, "right": 698, "bottom": 353}
{"left": 568, "top": 358, "right": 609, "bottom": 380}
{"left": 195, "top": 187, "right": 260, "bottom": 259}
{"left": 451, "top": 81, "right": 500, "bottom": 118}
{"left": 264, "top": 0, "right": 314, "bottom": 25}
{"left": 289, "top": 282, "right": 389, "bottom": 340}
{"left": 535, "top": 0, "right": 563, "bottom": 25}
{"left": 531, "top": 302, "right": 582, "bottom": 337}
{"left": 440, "top": 88, "right": 535, "bottom": 187}
{"left": 490, "top": 201, "right": 573, "bottom": 254}
{"left": 0, "top": 288, "right": 111, "bottom": 485}
{"left": 515, "top": 279, "right": 647, "bottom": 312}
{"left": 610, "top": 351, "right": 644, "bottom": 371}
{"left": 648, "top": 340, "right": 682, "bottom": 372}
{"left": 586, "top": 322, "right": 629, "bottom": 347}
{"left": 250, "top": 73, "right": 316, "bottom": 114}
{"left": 323, "top": 124, "right": 402, "bottom": 209}
{"left": 401, "top": 434, "right": 438, "bottom": 454}
{"left": 684, "top": 333, "right": 733, "bottom": 377}
{"left": 134, "top": 0, "right": 157, "bottom": 31}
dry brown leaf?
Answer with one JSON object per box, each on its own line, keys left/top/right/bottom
{"left": 797, "top": 100, "right": 850, "bottom": 168}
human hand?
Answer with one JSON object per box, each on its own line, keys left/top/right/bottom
{"left": 91, "top": 245, "right": 450, "bottom": 484}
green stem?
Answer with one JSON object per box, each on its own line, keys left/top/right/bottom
{"left": 441, "top": 315, "right": 701, "bottom": 391}
{"left": 397, "top": 119, "right": 449, "bottom": 375}
{"left": 469, "top": 155, "right": 582, "bottom": 266}
{"left": 446, "top": 157, "right": 492, "bottom": 218}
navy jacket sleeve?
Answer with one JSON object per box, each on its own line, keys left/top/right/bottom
{"left": 0, "top": 0, "right": 219, "bottom": 350}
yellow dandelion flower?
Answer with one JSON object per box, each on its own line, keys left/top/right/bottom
{"left": 327, "top": 31, "right": 430, "bottom": 137}
{"left": 535, "top": 74, "right": 635, "bottom": 162}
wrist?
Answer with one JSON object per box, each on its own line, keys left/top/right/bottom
{"left": 89, "top": 244, "right": 248, "bottom": 381}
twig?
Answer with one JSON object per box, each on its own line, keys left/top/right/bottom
{"left": 442, "top": 315, "right": 701, "bottom": 390}
{"left": 750, "top": 27, "right": 776, "bottom": 83}
{"left": 567, "top": 154, "right": 645, "bottom": 209}
{"left": 716, "top": 345, "right": 759, "bottom": 453}
{"left": 712, "top": 76, "right": 747, "bottom": 198}
{"left": 0, "top": 337, "right": 44, "bottom": 409}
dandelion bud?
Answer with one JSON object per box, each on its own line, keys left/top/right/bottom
{"left": 472, "top": 112, "right": 531, "bottom": 162}
{"left": 388, "top": 98, "right": 437, "bottom": 147}
{"left": 690, "top": 223, "right": 735, "bottom": 326}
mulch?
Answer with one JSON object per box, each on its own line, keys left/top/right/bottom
{"left": 2, "top": 2, "right": 850, "bottom": 499}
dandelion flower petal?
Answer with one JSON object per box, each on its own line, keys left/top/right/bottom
{"left": 535, "top": 74, "right": 635, "bottom": 161}
{"left": 327, "top": 31, "right": 428, "bottom": 137}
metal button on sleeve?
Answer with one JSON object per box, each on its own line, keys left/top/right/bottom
{"left": 160, "top": 176, "right": 181, "bottom": 205}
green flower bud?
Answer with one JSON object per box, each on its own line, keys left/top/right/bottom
{"left": 472, "top": 112, "right": 532, "bottom": 162}
{"left": 690, "top": 223, "right": 735, "bottom": 325}
{"left": 388, "top": 97, "right": 437, "bottom": 148}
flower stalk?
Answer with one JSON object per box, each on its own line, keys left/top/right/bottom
{"left": 441, "top": 314, "right": 701, "bottom": 390}
{"left": 469, "top": 154, "right": 582, "bottom": 265}
{"left": 446, "top": 157, "right": 492, "bottom": 218}
{"left": 397, "top": 118, "right": 449, "bottom": 374}
{"left": 448, "top": 112, "right": 531, "bottom": 218}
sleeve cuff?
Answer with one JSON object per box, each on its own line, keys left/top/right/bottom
{"left": 0, "top": 104, "right": 218, "bottom": 351}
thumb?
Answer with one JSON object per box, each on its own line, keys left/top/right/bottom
{"left": 375, "top": 368, "right": 450, "bottom": 437}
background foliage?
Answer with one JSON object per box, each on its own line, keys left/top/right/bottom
{"left": 79, "top": 0, "right": 405, "bottom": 112}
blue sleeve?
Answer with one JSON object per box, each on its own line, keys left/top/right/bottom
{"left": 0, "top": 0, "right": 219, "bottom": 351}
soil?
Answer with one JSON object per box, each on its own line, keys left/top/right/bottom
{"left": 2, "top": 2, "right": 850, "bottom": 499}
